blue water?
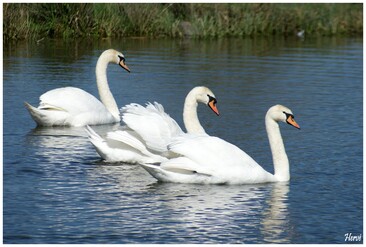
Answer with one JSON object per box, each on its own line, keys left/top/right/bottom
{"left": 3, "top": 37, "right": 363, "bottom": 244}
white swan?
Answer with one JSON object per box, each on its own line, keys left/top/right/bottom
{"left": 140, "top": 105, "right": 300, "bottom": 184}
{"left": 86, "top": 86, "right": 220, "bottom": 163}
{"left": 24, "top": 49, "right": 130, "bottom": 127}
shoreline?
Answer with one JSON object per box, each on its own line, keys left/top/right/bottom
{"left": 3, "top": 3, "right": 363, "bottom": 41}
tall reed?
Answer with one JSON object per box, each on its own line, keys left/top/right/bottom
{"left": 3, "top": 3, "right": 362, "bottom": 41}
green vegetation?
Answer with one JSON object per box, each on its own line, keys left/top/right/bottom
{"left": 3, "top": 3, "right": 363, "bottom": 41}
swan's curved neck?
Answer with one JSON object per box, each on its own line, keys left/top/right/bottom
{"left": 183, "top": 92, "right": 206, "bottom": 134}
{"left": 96, "top": 54, "right": 120, "bottom": 120}
{"left": 265, "top": 116, "right": 290, "bottom": 181}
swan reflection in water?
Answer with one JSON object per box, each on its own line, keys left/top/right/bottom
{"left": 26, "top": 124, "right": 121, "bottom": 165}
{"left": 261, "top": 182, "right": 292, "bottom": 243}
{"left": 85, "top": 163, "right": 294, "bottom": 244}
{"left": 145, "top": 182, "right": 293, "bottom": 243}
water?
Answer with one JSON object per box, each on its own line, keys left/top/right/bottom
{"left": 3, "top": 37, "right": 363, "bottom": 244}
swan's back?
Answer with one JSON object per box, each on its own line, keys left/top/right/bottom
{"left": 40, "top": 87, "right": 106, "bottom": 113}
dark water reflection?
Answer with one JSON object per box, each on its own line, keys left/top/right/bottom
{"left": 3, "top": 36, "right": 363, "bottom": 244}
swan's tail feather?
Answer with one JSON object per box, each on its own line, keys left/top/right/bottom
{"left": 24, "top": 102, "right": 47, "bottom": 126}
{"left": 85, "top": 125, "right": 105, "bottom": 143}
{"left": 25, "top": 101, "right": 70, "bottom": 126}
{"left": 140, "top": 163, "right": 168, "bottom": 181}
{"left": 84, "top": 125, "right": 114, "bottom": 161}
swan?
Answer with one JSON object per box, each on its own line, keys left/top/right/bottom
{"left": 140, "top": 105, "right": 300, "bottom": 184}
{"left": 24, "top": 49, "right": 130, "bottom": 127}
{"left": 85, "top": 86, "right": 220, "bottom": 163}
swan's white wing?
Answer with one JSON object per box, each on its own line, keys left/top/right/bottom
{"left": 107, "top": 130, "right": 147, "bottom": 153}
{"left": 40, "top": 87, "right": 108, "bottom": 114}
{"left": 169, "top": 135, "right": 259, "bottom": 170}
{"left": 107, "top": 130, "right": 166, "bottom": 162}
{"left": 163, "top": 135, "right": 274, "bottom": 184}
{"left": 141, "top": 159, "right": 215, "bottom": 184}
{"left": 160, "top": 157, "right": 214, "bottom": 176}
{"left": 121, "top": 102, "right": 184, "bottom": 153}
{"left": 85, "top": 102, "right": 183, "bottom": 163}
{"left": 31, "top": 87, "right": 116, "bottom": 126}
{"left": 86, "top": 126, "right": 167, "bottom": 163}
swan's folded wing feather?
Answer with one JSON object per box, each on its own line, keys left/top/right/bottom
{"left": 160, "top": 157, "right": 213, "bottom": 176}
{"left": 167, "top": 135, "right": 276, "bottom": 184}
{"left": 40, "top": 87, "right": 108, "bottom": 114}
{"left": 168, "top": 135, "right": 260, "bottom": 171}
{"left": 86, "top": 126, "right": 167, "bottom": 163}
{"left": 107, "top": 130, "right": 154, "bottom": 157}
{"left": 121, "top": 102, "right": 184, "bottom": 153}
{"left": 141, "top": 161, "right": 215, "bottom": 184}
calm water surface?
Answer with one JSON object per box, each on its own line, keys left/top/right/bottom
{"left": 3, "top": 37, "right": 363, "bottom": 244}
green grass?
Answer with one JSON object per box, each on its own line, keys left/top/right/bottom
{"left": 3, "top": 3, "right": 363, "bottom": 41}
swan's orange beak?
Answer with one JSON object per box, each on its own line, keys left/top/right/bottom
{"left": 119, "top": 60, "right": 130, "bottom": 73}
{"left": 208, "top": 100, "right": 220, "bottom": 116}
{"left": 286, "top": 115, "right": 300, "bottom": 129}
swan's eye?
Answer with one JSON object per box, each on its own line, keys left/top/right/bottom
{"left": 118, "top": 55, "right": 125, "bottom": 62}
{"left": 283, "top": 111, "right": 295, "bottom": 121}
{"left": 207, "top": 94, "right": 217, "bottom": 104}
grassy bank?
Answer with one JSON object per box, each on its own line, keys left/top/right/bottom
{"left": 3, "top": 3, "right": 363, "bottom": 41}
